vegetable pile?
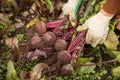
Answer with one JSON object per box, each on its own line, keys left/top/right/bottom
{"left": 25, "top": 19, "right": 87, "bottom": 77}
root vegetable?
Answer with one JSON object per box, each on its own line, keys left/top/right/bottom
{"left": 30, "top": 35, "right": 43, "bottom": 49}
{"left": 57, "top": 50, "right": 71, "bottom": 64}
{"left": 44, "top": 47, "right": 54, "bottom": 57}
{"left": 35, "top": 21, "right": 46, "bottom": 34}
{"left": 41, "top": 31, "right": 56, "bottom": 46}
{"left": 54, "top": 39, "right": 67, "bottom": 51}
{"left": 60, "top": 64, "right": 73, "bottom": 75}
{"left": 31, "top": 35, "right": 41, "bottom": 45}
{"left": 47, "top": 54, "right": 57, "bottom": 66}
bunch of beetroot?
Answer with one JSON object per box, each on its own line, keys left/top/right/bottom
{"left": 27, "top": 18, "right": 87, "bottom": 76}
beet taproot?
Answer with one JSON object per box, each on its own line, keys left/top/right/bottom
{"left": 35, "top": 21, "right": 46, "bottom": 34}
{"left": 47, "top": 54, "right": 57, "bottom": 66}
{"left": 57, "top": 50, "right": 71, "bottom": 64}
{"left": 44, "top": 47, "right": 55, "bottom": 57}
{"left": 54, "top": 39, "right": 67, "bottom": 51}
{"left": 60, "top": 64, "right": 73, "bottom": 75}
{"left": 41, "top": 31, "right": 56, "bottom": 46}
{"left": 30, "top": 35, "right": 43, "bottom": 49}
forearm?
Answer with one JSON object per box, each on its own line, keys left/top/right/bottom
{"left": 103, "top": 0, "right": 120, "bottom": 14}
{"left": 100, "top": 9, "right": 114, "bottom": 17}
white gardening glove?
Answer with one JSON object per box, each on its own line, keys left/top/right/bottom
{"left": 59, "top": 0, "right": 82, "bottom": 27}
{"left": 81, "top": 11, "right": 114, "bottom": 47}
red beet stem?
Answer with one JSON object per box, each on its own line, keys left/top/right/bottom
{"left": 69, "top": 38, "right": 86, "bottom": 53}
{"left": 46, "top": 18, "right": 68, "bottom": 28}
{"left": 63, "top": 31, "right": 75, "bottom": 40}
{"left": 77, "top": 43, "right": 85, "bottom": 57}
{"left": 67, "top": 30, "right": 87, "bottom": 52}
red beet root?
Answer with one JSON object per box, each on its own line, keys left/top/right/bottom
{"left": 31, "top": 35, "right": 41, "bottom": 45}
{"left": 35, "top": 21, "right": 46, "bottom": 34}
{"left": 60, "top": 64, "right": 73, "bottom": 75}
{"left": 57, "top": 50, "right": 71, "bottom": 64}
{"left": 47, "top": 54, "right": 57, "bottom": 65}
{"left": 54, "top": 39, "right": 67, "bottom": 51}
{"left": 41, "top": 31, "right": 56, "bottom": 46}
{"left": 30, "top": 35, "right": 43, "bottom": 49}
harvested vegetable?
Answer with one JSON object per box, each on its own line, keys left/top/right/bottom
{"left": 35, "top": 21, "right": 46, "bottom": 34}
{"left": 60, "top": 64, "right": 73, "bottom": 76}
{"left": 54, "top": 39, "right": 67, "bottom": 51}
{"left": 57, "top": 50, "right": 71, "bottom": 64}
{"left": 30, "top": 35, "right": 43, "bottom": 49}
{"left": 30, "top": 35, "right": 41, "bottom": 46}
{"left": 41, "top": 31, "right": 56, "bottom": 46}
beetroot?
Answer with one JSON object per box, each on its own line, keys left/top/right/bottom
{"left": 44, "top": 47, "right": 54, "bottom": 57}
{"left": 41, "top": 31, "right": 56, "bottom": 46}
{"left": 30, "top": 35, "right": 43, "bottom": 49}
{"left": 60, "top": 64, "right": 73, "bottom": 75}
{"left": 57, "top": 50, "right": 71, "bottom": 64}
{"left": 35, "top": 21, "right": 46, "bottom": 34}
{"left": 47, "top": 54, "right": 57, "bottom": 65}
{"left": 31, "top": 35, "right": 41, "bottom": 45}
{"left": 54, "top": 39, "right": 67, "bottom": 51}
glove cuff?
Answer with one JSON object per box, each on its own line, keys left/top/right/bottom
{"left": 96, "top": 11, "right": 114, "bottom": 23}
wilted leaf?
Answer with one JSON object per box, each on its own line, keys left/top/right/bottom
{"left": 76, "top": 58, "right": 95, "bottom": 73}
{"left": 6, "top": 61, "right": 19, "bottom": 80}
{"left": 5, "top": 37, "right": 20, "bottom": 61}
{"left": 30, "top": 63, "right": 48, "bottom": 80}
{"left": 78, "top": 61, "right": 96, "bottom": 73}
{"left": 104, "top": 30, "right": 119, "bottom": 50}
{"left": 112, "top": 66, "right": 120, "bottom": 77}
{"left": 7, "top": 0, "right": 19, "bottom": 10}
{"left": 0, "top": 13, "right": 11, "bottom": 36}
{"left": 14, "top": 19, "right": 25, "bottom": 29}
{"left": 27, "top": 49, "right": 47, "bottom": 61}
{"left": 5, "top": 37, "right": 19, "bottom": 47}
{"left": 26, "top": 17, "right": 38, "bottom": 28}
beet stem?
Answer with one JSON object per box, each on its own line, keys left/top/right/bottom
{"left": 67, "top": 30, "right": 87, "bottom": 52}
{"left": 69, "top": 38, "right": 86, "bottom": 53}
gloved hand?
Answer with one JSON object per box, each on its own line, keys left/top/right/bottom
{"left": 81, "top": 11, "right": 114, "bottom": 47}
{"left": 59, "top": 0, "right": 82, "bottom": 27}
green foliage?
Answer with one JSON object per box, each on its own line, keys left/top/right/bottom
{"left": 76, "top": 58, "right": 96, "bottom": 73}
{"left": 0, "top": 64, "right": 6, "bottom": 80}
{"left": 112, "top": 66, "right": 120, "bottom": 77}
{"left": 44, "top": 0, "right": 53, "bottom": 13}
{"left": 115, "top": 52, "right": 120, "bottom": 63}
{"left": 22, "top": 59, "right": 41, "bottom": 71}
{"left": 6, "top": 61, "right": 19, "bottom": 80}
{"left": 56, "top": 68, "right": 108, "bottom": 80}
{"left": 16, "top": 34, "right": 24, "bottom": 42}
{"left": 104, "top": 29, "right": 119, "bottom": 50}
